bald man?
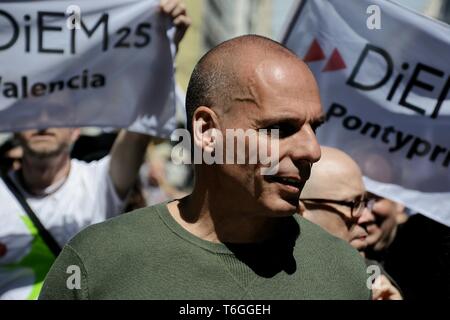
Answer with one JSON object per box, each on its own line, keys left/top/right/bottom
{"left": 300, "top": 147, "right": 402, "bottom": 300}
{"left": 39, "top": 36, "right": 370, "bottom": 300}
{"left": 300, "top": 147, "right": 370, "bottom": 250}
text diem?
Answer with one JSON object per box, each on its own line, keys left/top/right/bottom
{"left": 0, "top": 10, "right": 153, "bottom": 55}
{"left": 347, "top": 44, "right": 449, "bottom": 119}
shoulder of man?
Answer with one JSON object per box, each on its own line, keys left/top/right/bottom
{"left": 39, "top": 203, "right": 166, "bottom": 300}
{"left": 296, "top": 214, "right": 366, "bottom": 265}
{"left": 295, "top": 215, "right": 371, "bottom": 299}
{"left": 0, "top": 172, "right": 15, "bottom": 200}
{"left": 69, "top": 202, "right": 164, "bottom": 253}
{"left": 296, "top": 214, "right": 353, "bottom": 248}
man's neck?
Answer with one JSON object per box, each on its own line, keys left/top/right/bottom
{"left": 168, "top": 183, "right": 280, "bottom": 244}
{"left": 19, "top": 153, "right": 71, "bottom": 196}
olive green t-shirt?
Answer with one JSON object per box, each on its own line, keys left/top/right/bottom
{"left": 39, "top": 202, "right": 371, "bottom": 300}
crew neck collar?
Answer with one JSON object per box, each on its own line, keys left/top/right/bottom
{"left": 10, "top": 162, "right": 71, "bottom": 199}
{"left": 155, "top": 201, "right": 302, "bottom": 255}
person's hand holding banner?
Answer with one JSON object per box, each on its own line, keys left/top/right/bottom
{"left": 160, "top": 0, "right": 191, "bottom": 50}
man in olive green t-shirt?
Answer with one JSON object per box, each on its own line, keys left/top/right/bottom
{"left": 39, "top": 35, "right": 370, "bottom": 300}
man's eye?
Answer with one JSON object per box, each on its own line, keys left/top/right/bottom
{"left": 266, "top": 124, "right": 281, "bottom": 131}
{"left": 265, "top": 123, "right": 297, "bottom": 138}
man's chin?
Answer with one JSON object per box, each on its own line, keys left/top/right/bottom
{"left": 365, "top": 234, "right": 381, "bottom": 248}
{"left": 350, "top": 238, "right": 368, "bottom": 251}
{"left": 26, "top": 145, "right": 64, "bottom": 158}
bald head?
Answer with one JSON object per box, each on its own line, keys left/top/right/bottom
{"left": 183, "top": 34, "right": 324, "bottom": 221}
{"left": 185, "top": 35, "right": 314, "bottom": 134}
{"left": 301, "top": 147, "right": 365, "bottom": 200}
{"left": 300, "top": 147, "right": 369, "bottom": 248}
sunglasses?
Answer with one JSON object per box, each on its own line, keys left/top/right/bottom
{"left": 301, "top": 196, "right": 374, "bottom": 217}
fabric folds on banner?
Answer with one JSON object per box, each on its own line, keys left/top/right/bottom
{"left": 0, "top": 0, "right": 176, "bottom": 137}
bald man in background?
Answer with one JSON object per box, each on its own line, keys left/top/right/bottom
{"left": 39, "top": 35, "right": 369, "bottom": 300}
{"left": 300, "top": 146, "right": 402, "bottom": 300}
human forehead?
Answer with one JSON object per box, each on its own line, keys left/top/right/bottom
{"left": 372, "top": 198, "right": 397, "bottom": 214}
{"left": 251, "top": 106, "right": 323, "bottom": 128}
{"left": 253, "top": 59, "right": 319, "bottom": 96}
{"left": 317, "top": 172, "right": 366, "bottom": 202}
{"left": 222, "top": 93, "right": 322, "bottom": 130}
{"left": 255, "top": 67, "right": 321, "bottom": 113}
{"left": 340, "top": 169, "right": 366, "bottom": 195}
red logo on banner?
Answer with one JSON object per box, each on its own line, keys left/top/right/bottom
{"left": 303, "top": 39, "right": 347, "bottom": 72}
{"left": 322, "top": 48, "right": 347, "bottom": 72}
{"left": 303, "top": 39, "right": 326, "bottom": 62}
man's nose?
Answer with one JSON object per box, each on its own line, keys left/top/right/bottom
{"left": 290, "top": 125, "right": 321, "bottom": 164}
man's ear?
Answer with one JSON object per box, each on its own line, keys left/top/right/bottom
{"left": 192, "top": 107, "right": 220, "bottom": 154}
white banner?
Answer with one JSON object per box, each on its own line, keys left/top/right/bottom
{"left": 283, "top": 0, "right": 450, "bottom": 226}
{"left": 0, "top": 0, "right": 176, "bottom": 137}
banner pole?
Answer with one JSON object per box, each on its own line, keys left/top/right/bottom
{"left": 279, "top": 0, "right": 307, "bottom": 44}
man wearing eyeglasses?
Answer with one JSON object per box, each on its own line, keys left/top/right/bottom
{"left": 300, "top": 147, "right": 402, "bottom": 300}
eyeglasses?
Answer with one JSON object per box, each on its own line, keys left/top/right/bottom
{"left": 301, "top": 196, "right": 373, "bottom": 217}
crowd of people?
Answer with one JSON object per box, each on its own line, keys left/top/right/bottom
{"left": 0, "top": 0, "right": 448, "bottom": 300}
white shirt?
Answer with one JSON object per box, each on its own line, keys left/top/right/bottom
{"left": 0, "top": 156, "right": 123, "bottom": 300}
